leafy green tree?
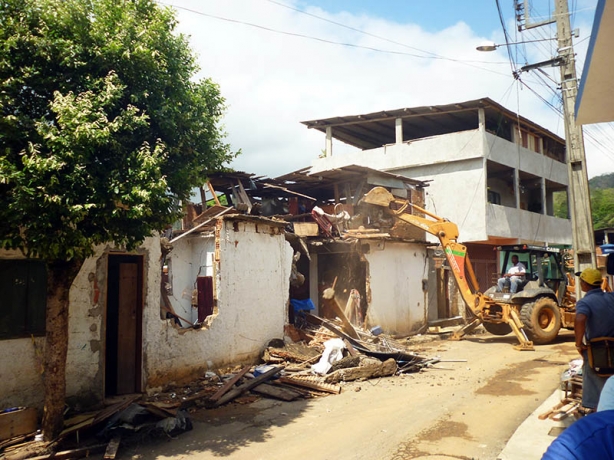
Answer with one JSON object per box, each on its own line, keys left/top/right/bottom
{"left": 0, "top": 0, "right": 236, "bottom": 439}
{"left": 553, "top": 190, "right": 568, "bottom": 219}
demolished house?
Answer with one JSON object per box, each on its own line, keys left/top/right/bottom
{"left": 0, "top": 164, "right": 437, "bottom": 417}
{"left": 201, "top": 165, "right": 439, "bottom": 336}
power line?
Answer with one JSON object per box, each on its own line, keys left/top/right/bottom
{"left": 266, "top": 0, "right": 490, "bottom": 63}
{"left": 158, "top": 1, "right": 512, "bottom": 77}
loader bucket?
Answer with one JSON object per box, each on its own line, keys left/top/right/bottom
{"left": 361, "top": 187, "right": 395, "bottom": 208}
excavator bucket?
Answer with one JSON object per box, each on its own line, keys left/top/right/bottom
{"left": 361, "top": 187, "right": 395, "bottom": 208}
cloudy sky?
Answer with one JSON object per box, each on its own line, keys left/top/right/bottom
{"left": 161, "top": 0, "right": 612, "bottom": 179}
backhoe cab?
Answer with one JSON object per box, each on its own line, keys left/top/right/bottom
{"left": 359, "top": 187, "right": 574, "bottom": 351}
{"left": 483, "top": 245, "right": 574, "bottom": 345}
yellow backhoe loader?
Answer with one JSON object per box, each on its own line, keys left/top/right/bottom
{"left": 360, "top": 186, "right": 577, "bottom": 351}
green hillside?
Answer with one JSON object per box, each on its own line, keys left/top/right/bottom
{"left": 589, "top": 173, "right": 614, "bottom": 190}
{"left": 552, "top": 173, "right": 614, "bottom": 230}
{"left": 590, "top": 173, "right": 614, "bottom": 229}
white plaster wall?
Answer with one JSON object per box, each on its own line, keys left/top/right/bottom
{"left": 143, "top": 219, "right": 292, "bottom": 389}
{"left": 64, "top": 250, "right": 105, "bottom": 406}
{"left": 311, "top": 129, "right": 484, "bottom": 174}
{"left": 364, "top": 242, "right": 428, "bottom": 336}
{"left": 0, "top": 248, "right": 105, "bottom": 409}
{"left": 394, "top": 159, "right": 488, "bottom": 243}
{"left": 0, "top": 336, "right": 46, "bottom": 409}
{"left": 0, "top": 250, "right": 43, "bottom": 407}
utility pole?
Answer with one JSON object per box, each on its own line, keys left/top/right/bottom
{"left": 517, "top": 0, "right": 596, "bottom": 299}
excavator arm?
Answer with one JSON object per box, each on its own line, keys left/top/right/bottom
{"left": 361, "top": 187, "right": 533, "bottom": 350}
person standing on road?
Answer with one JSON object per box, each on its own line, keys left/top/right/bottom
{"left": 574, "top": 267, "right": 614, "bottom": 412}
{"left": 497, "top": 255, "right": 526, "bottom": 293}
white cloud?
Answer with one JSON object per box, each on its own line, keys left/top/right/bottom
{"left": 167, "top": 0, "right": 613, "bottom": 179}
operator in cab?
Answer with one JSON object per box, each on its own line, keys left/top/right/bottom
{"left": 497, "top": 255, "right": 526, "bottom": 293}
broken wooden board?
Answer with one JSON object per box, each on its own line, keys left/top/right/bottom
{"left": 341, "top": 232, "right": 391, "bottom": 239}
{"left": 19, "top": 443, "right": 107, "bottom": 460}
{"left": 140, "top": 402, "right": 178, "bottom": 419}
{"left": 343, "top": 339, "right": 358, "bottom": 357}
{"left": 213, "top": 366, "right": 284, "bottom": 407}
{"left": 59, "top": 394, "right": 141, "bottom": 440}
{"left": 250, "top": 383, "right": 303, "bottom": 401}
{"left": 205, "top": 365, "right": 252, "bottom": 404}
{"left": 324, "top": 358, "right": 397, "bottom": 383}
{"left": 320, "top": 296, "right": 359, "bottom": 340}
{"left": 538, "top": 400, "right": 566, "bottom": 420}
{"left": 278, "top": 376, "right": 341, "bottom": 394}
{"left": 103, "top": 435, "right": 121, "bottom": 459}
{"left": 551, "top": 403, "right": 580, "bottom": 421}
{"left": 0, "top": 433, "right": 34, "bottom": 451}
{"left": 0, "top": 407, "right": 37, "bottom": 442}
{"left": 3, "top": 441, "right": 52, "bottom": 460}
{"left": 538, "top": 398, "right": 580, "bottom": 421}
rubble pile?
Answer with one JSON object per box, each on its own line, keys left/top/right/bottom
{"left": 0, "top": 315, "right": 448, "bottom": 460}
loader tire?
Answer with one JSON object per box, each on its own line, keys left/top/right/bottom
{"left": 482, "top": 321, "right": 512, "bottom": 336}
{"left": 520, "top": 297, "right": 561, "bottom": 345}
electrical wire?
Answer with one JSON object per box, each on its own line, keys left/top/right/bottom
{"left": 266, "top": 0, "right": 506, "bottom": 64}
{"left": 158, "top": 1, "right": 512, "bottom": 77}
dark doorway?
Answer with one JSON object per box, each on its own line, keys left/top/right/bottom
{"left": 106, "top": 254, "right": 143, "bottom": 396}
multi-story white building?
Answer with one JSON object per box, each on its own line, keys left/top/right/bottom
{"left": 303, "top": 97, "right": 572, "bottom": 290}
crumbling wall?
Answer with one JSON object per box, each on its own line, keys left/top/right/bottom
{"left": 144, "top": 218, "right": 292, "bottom": 389}
{"left": 163, "top": 234, "right": 216, "bottom": 326}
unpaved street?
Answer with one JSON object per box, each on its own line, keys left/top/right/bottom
{"left": 119, "top": 329, "right": 577, "bottom": 460}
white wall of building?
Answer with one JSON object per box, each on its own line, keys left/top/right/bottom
{"left": 143, "top": 218, "right": 292, "bottom": 389}
{"left": 311, "top": 130, "right": 484, "bottom": 175}
{"left": 486, "top": 203, "right": 572, "bottom": 245}
{"left": 363, "top": 241, "right": 428, "bottom": 336}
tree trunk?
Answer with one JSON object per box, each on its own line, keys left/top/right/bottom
{"left": 42, "top": 259, "right": 84, "bottom": 441}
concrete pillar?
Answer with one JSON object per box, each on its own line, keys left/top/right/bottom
{"left": 514, "top": 169, "right": 520, "bottom": 209}
{"left": 541, "top": 177, "right": 547, "bottom": 215}
{"left": 395, "top": 118, "right": 403, "bottom": 144}
{"left": 326, "top": 126, "right": 333, "bottom": 157}
{"left": 478, "top": 108, "right": 486, "bottom": 132}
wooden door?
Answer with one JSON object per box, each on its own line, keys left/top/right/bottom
{"left": 116, "top": 263, "right": 138, "bottom": 394}
{"left": 106, "top": 255, "right": 142, "bottom": 396}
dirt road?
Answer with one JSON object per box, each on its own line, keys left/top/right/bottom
{"left": 119, "top": 329, "right": 577, "bottom": 460}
